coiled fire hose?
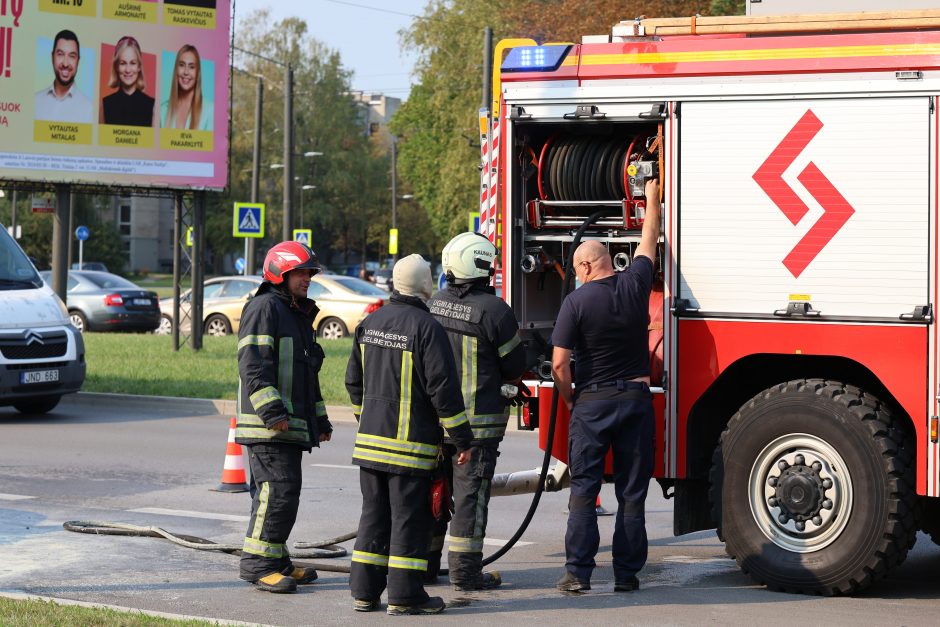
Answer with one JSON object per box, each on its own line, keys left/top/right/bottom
{"left": 62, "top": 212, "right": 620, "bottom": 577}
{"left": 63, "top": 521, "right": 356, "bottom": 573}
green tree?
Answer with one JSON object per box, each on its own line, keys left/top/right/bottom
{"left": 226, "top": 11, "right": 390, "bottom": 270}
{"left": 390, "top": 0, "right": 517, "bottom": 245}
{"left": 710, "top": 0, "right": 745, "bottom": 16}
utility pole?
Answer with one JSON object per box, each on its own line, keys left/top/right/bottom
{"left": 391, "top": 138, "right": 398, "bottom": 263}
{"left": 51, "top": 185, "right": 69, "bottom": 302}
{"left": 282, "top": 62, "right": 294, "bottom": 242}
{"left": 249, "top": 75, "right": 263, "bottom": 273}
{"left": 233, "top": 46, "right": 295, "bottom": 246}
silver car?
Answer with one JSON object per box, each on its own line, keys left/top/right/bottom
{"left": 39, "top": 271, "right": 160, "bottom": 333}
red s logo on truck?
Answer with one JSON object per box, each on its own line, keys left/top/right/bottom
{"left": 753, "top": 110, "right": 856, "bottom": 278}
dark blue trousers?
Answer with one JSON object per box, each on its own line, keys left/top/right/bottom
{"left": 565, "top": 393, "right": 654, "bottom": 582}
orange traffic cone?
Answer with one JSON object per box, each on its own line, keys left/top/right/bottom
{"left": 211, "top": 416, "right": 249, "bottom": 493}
{"left": 596, "top": 495, "right": 613, "bottom": 516}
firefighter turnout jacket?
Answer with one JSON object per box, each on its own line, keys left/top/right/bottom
{"left": 235, "top": 282, "right": 331, "bottom": 449}
{"left": 346, "top": 292, "right": 474, "bottom": 474}
{"left": 427, "top": 282, "right": 526, "bottom": 445}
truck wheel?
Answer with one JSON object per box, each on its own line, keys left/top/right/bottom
{"left": 13, "top": 395, "right": 62, "bottom": 415}
{"left": 709, "top": 379, "right": 915, "bottom": 595}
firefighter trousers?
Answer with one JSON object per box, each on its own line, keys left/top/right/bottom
{"left": 427, "top": 444, "right": 498, "bottom": 584}
{"left": 350, "top": 467, "right": 432, "bottom": 606}
{"left": 565, "top": 394, "right": 655, "bottom": 582}
{"left": 239, "top": 443, "right": 303, "bottom": 581}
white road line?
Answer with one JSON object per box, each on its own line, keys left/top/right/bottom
{"left": 311, "top": 463, "right": 358, "bottom": 470}
{"left": 128, "top": 507, "right": 249, "bottom": 523}
{"left": 662, "top": 555, "right": 733, "bottom": 564}
{"left": 0, "top": 493, "right": 35, "bottom": 501}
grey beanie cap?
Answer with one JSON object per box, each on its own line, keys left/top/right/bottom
{"left": 393, "top": 254, "right": 433, "bottom": 301}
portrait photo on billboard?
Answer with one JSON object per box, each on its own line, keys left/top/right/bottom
{"left": 99, "top": 36, "right": 157, "bottom": 127}
{"left": 160, "top": 45, "right": 214, "bottom": 131}
{"left": 1, "top": 0, "right": 231, "bottom": 190}
{"left": 34, "top": 30, "right": 96, "bottom": 125}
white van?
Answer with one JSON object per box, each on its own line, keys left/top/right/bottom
{"left": 0, "top": 225, "right": 85, "bottom": 414}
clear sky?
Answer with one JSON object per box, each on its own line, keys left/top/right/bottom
{"left": 233, "top": 0, "right": 427, "bottom": 101}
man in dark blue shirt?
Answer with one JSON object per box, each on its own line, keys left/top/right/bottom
{"left": 551, "top": 178, "right": 660, "bottom": 594}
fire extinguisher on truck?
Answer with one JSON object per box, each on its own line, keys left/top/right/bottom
{"left": 480, "top": 8, "right": 940, "bottom": 596}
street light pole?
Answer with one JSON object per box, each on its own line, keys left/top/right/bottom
{"left": 283, "top": 62, "right": 294, "bottom": 242}
{"left": 391, "top": 138, "right": 398, "bottom": 263}
{"left": 249, "top": 74, "right": 263, "bottom": 274}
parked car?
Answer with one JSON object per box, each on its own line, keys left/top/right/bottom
{"left": 156, "top": 275, "right": 262, "bottom": 336}
{"left": 71, "top": 261, "right": 109, "bottom": 272}
{"left": 373, "top": 267, "right": 393, "bottom": 291}
{"left": 308, "top": 275, "right": 388, "bottom": 339}
{"left": 157, "top": 274, "right": 388, "bottom": 339}
{"left": 38, "top": 270, "right": 160, "bottom": 333}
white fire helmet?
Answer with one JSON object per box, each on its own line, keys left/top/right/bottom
{"left": 441, "top": 232, "right": 497, "bottom": 282}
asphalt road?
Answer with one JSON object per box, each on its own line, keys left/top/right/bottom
{"left": 1, "top": 396, "right": 939, "bottom": 626}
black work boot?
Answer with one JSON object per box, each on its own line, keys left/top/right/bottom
{"left": 387, "top": 596, "right": 446, "bottom": 616}
{"left": 452, "top": 570, "right": 502, "bottom": 591}
{"left": 253, "top": 571, "right": 297, "bottom": 593}
{"left": 614, "top": 575, "right": 640, "bottom": 592}
{"left": 556, "top": 571, "right": 590, "bottom": 593}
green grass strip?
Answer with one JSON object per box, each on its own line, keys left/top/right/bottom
{"left": 0, "top": 596, "right": 217, "bottom": 626}
{"left": 82, "top": 333, "right": 355, "bottom": 406}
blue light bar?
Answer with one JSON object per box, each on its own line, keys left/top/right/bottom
{"left": 501, "top": 45, "right": 572, "bottom": 73}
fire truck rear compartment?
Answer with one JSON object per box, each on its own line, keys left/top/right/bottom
{"left": 510, "top": 119, "right": 664, "bottom": 377}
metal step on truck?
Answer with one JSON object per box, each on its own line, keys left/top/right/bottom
{"left": 483, "top": 5, "right": 940, "bottom": 595}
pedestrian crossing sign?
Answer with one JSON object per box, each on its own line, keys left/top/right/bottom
{"left": 233, "top": 202, "right": 265, "bottom": 238}
{"left": 469, "top": 211, "right": 481, "bottom": 233}
{"left": 293, "top": 229, "right": 312, "bottom": 246}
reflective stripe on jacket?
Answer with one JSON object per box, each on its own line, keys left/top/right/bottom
{"left": 235, "top": 282, "right": 331, "bottom": 449}
{"left": 428, "top": 282, "right": 526, "bottom": 444}
{"left": 346, "top": 292, "right": 473, "bottom": 476}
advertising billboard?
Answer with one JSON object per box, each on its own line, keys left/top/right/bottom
{"left": 0, "top": 0, "right": 230, "bottom": 190}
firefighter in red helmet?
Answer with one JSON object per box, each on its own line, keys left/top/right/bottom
{"left": 235, "top": 241, "right": 333, "bottom": 593}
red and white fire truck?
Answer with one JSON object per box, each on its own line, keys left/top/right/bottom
{"left": 481, "top": 8, "right": 940, "bottom": 595}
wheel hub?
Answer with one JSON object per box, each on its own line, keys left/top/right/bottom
{"left": 773, "top": 457, "right": 825, "bottom": 520}
{"left": 748, "top": 434, "right": 851, "bottom": 553}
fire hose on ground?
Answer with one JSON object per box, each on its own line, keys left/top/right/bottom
{"left": 62, "top": 210, "right": 614, "bottom": 577}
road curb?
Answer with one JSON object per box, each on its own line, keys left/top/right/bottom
{"left": 64, "top": 392, "right": 531, "bottom": 433}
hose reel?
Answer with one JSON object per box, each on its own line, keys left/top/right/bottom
{"left": 530, "top": 131, "right": 660, "bottom": 230}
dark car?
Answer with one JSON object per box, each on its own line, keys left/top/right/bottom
{"left": 39, "top": 270, "right": 160, "bottom": 333}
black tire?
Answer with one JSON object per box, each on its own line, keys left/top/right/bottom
{"left": 204, "top": 314, "right": 232, "bottom": 337}
{"left": 69, "top": 310, "right": 88, "bottom": 333}
{"left": 14, "top": 395, "right": 62, "bottom": 415}
{"left": 709, "top": 379, "right": 916, "bottom": 595}
{"left": 318, "top": 317, "right": 348, "bottom": 340}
